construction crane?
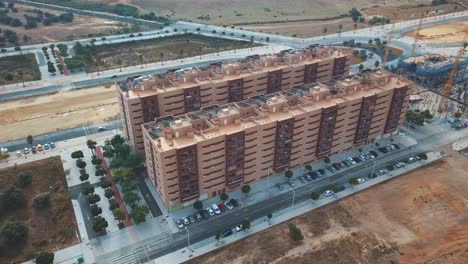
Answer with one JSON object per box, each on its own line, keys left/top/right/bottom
{"left": 437, "top": 31, "right": 468, "bottom": 114}
{"left": 382, "top": 11, "right": 399, "bottom": 69}
{"left": 410, "top": 11, "right": 429, "bottom": 56}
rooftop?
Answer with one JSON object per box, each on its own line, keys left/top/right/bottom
{"left": 117, "top": 45, "right": 349, "bottom": 99}
{"left": 143, "top": 70, "right": 409, "bottom": 151}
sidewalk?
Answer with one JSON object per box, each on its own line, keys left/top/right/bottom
{"left": 152, "top": 151, "right": 444, "bottom": 264}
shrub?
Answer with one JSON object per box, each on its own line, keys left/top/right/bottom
{"left": 33, "top": 192, "right": 50, "bottom": 208}
{"left": 0, "top": 187, "right": 26, "bottom": 211}
{"left": 220, "top": 193, "right": 228, "bottom": 201}
{"left": 88, "top": 193, "right": 101, "bottom": 204}
{"left": 90, "top": 205, "right": 102, "bottom": 217}
{"left": 330, "top": 184, "right": 340, "bottom": 193}
{"left": 71, "top": 150, "right": 84, "bottom": 159}
{"left": 386, "top": 165, "right": 395, "bottom": 171}
{"left": 101, "top": 180, "right": 112, "bottom": 189}
{"left": 91, "top": 158, "right": 102, "bottom": 165}
{"left": 17, "top": 171, "right": 32, "bottom": 187}
{"left": 285, "top": 170, "right": 293, "bottom": 178}
{"left": 324, "top": 157, "right": 331, "bottom": 164}
{"left": 418, "top": 153, "right": 428, "bottom": 160}
{"left": 310, "top": 192, "right": 320, "bottom": 200}
{"left": 241, "top": 185, "right": 251, "bottom": 194}
{"left": 349, "top": 178, "right": 359, "bottom": 185}
{"left": 288, "top": 223, "right": 304, "bottom": 241}
{"left": 76, "top": 159, "right": 87, "bottom": 169}
{"left": 305, "top": 165, "right": 312, "bottom": 171}
{"left": 35, "top": 251, "right": 54, "bottom": 264}
{"left": 193, "top": 200, "right": 203, "bottom": 210}
{"left": 109, "top": 203, "right": 119, "bottom": 211}
{"left": 79, "top": 173, "right": 89, "bottom": 181}
{"left": 1, "top": 221, "right": 28, "bottom": 243}
{"left": 81, "top": 186, "right": 94, "bottom": 195}
{"left": 104, "top": 189, "right": 114, "bottom": 199}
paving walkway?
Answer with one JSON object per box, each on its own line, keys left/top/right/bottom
{"left": 152, "top": 151, "right": 444, "bottom": 264}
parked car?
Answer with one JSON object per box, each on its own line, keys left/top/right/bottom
{"left": 182, "top": 217, "right": 190, "bottom": 225}
{"left": 288, "top": 179, "right": 296, "bottom": 187}
{"left": 200, "top": 210, "right": 210, "bottom": 219}
{"left": 98, "top": 126, "right": 107, "bottom": 131}
{"left": 189, "top": 215, "right": 196, "bottom": 224}
{"left": 391, "top": 143, "right": 400, "bottom": 150}
{"left": 50, "top": 142, "right": 56, "bottom": 148}
{"left": 175, "top": 219, "right": 184, "bottom": 229}
{"left": 378, "top": 147, "right": 388, "bottom": 153}
{"left": 347, "top": 157, "right": 356, "bottom": 165}
{"left": 416, "top": 155, "right": 421, "bottom": 160}
{"left": 388, "top": 144, "right": 396, "bottom": 151}
{"left": 357, "top": 178, "right": 366, "bottom": 184}
{"left": 395, "top": 162, "right": 406, "bottom": 168}
{"left": 359, "top": 155, "right": 367, "bottom": 162}
{"left": 36, "top": 144, "right": 43, "bottom": 151}
{"left": 211, "top": 204, "right": 221, "bottom": 215}
{"left": 235, "top": 224, "right": 243, "bottom": 232}
{"left": 31, "top": 146, "right": 37, "bottom": 154}
{"left": 229, "top": 199, "right": 239, "bottom": 207}
{"left": 332, "top": 163, "right": 341, "bottom": 170}
{"left": 366, "top": 151, "right": 375, "bottom": 159}
{"left": 370, "top": 150, "right": 379, "bottom": 157}
{"left": 224, "top": 201, "right": 234, "bottom": 210}
{"left": 353, "top": 157, "right": 361, "bottom": 163}
{"left": 305, "top": 174, "right": 312, "bottom": 181}
{"left": 221, "top": 229, "right": 233, "bottom": 238}
{"left": 218, "top": 203, "right": 226, "bottom": 212}
{"left": 0, "top": 147, "right": 8, "bottom": 153}
{"left": 377, "top": 169, "right": 388, "bottom": 176}
{"left": 195, "top": 212, "right": 202, "bottom": 222}
{"left": 24, "top": 147, "right": 29, "bottom": 154}
{"left": 299, "top": 176, "right": 306, "bottom": 184}
{"left": 318, "top": 168, "right": 326, "bottom": 175}
{"left": 326, "top": 166, "right": 335, "bottom": 173}
{"left": 323, "top": 190, "right": 334, "bottom": 197}
{"left": 276, "top": 183, "right": 284, "bottom": 191}
{"left": 408, "top": 157, "right": 417, "bottom": 163}
{"left": 207, "top": 208, "right": 215, "bottom": 216}
{"left": 16, "top": 151, "right": 21, "bottom": 157}
{"left": 340, "top": 161, "right": 348, "bottom": 168}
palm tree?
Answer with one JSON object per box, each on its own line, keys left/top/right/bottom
{"left": 199, "top": 46, "right": 203, "bottom": 59}
{"left": 338, "top": 24, "right": 343, "bottom": 36}
{"left": 179, "top": 48, "right": 184, "bottom": 62}
{"left": 116, "top": 58, "right": 123, "bottom": 72}
{"left": 139, "top": 54, "right": 144, "bottom": 68}
{"left": 92, "top": 56, "right": 101, "bottom": 75}
{"left": 17, "top": 70, "right": 25, "bottom": 87}
{"left": 250, "top": 36, "right": 254, "bottom": 50}
{"left": 159, "top": 52, "right": 164, "bottom": 65}
{"left": 354, "top": 23, "right": 357, "bottom": 34}
{"left": 322, "top": 27, "right": 327, "bottom": 39}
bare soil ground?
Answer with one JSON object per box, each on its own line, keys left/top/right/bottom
{"left": 362, "top": 3, "right": 462, "bottom": 21}
{"left": 0, "top": 157, "right": 78, "bottom": 263}
{"left": 0, "top": 85, "right": 119, "bottom": 142}
{"left": 0, "top": 4, "right": 141, "bottom": 47}
{"left": 0, "top": 54, "right": 40, "bottom": 85}
{"left": 407, "top": 21, "right": 468, "bottom": 44}
{"left": 188, "top": 145, "right": 468, "bottom": 264}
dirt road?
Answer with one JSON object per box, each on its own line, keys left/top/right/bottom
{"left": 188, "top": 144, "right": 468, "bottom": 264}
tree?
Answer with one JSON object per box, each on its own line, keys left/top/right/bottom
{"left": 0, "top": 187, "right": 26, "bottom": 211}
{"left": 88, "top": 193, "right": 101, "bottom": 204}
{"left": 159, "top": 52, "right": 164, "bottom": 65}
{"left": 322, "top": 27, "right": 327, "bottom": 38}
{"left": 349, "top": 178, "right": 359, "bottom": 186}
{"left": 454, "top": 112, "right": 462, "bottom": 119}
{"left": 105, "top": 189, "right": 114, "bottom": 199}
{"left": 26, "top": 135, "right": 33, "bottom": 146}
{"left": 418, "top": 152, "right": 428, "bottom": 160}
{"left": 87, "top": 140, "right": 97, "bottom": 155}
{"left": 220, "top": 193, "right": 229, "bottom": 201}
{"left": 368, "top": 39, "right": 373, "bottom": 44}
{"left": 265, "top": 36, "right": 270, "bottom": 45}
{"left": 47, "top": 61, "right": 56, "bottom": 74}
{"left": 358, "top": 64, "right": 364, "bottom": 71}
{"left": 91, "top": 157, "right": 102, "bottom": 165}
{"left": 123, "top": 191, "right": 140, "bottom": 207}
{"left": 92, "top": 217, "right": 108, "bottom": 233}
{"left": 305, "top": 164, "right": 312, "bottom": 171}
{"left": 117, "top": 58, "right": 123, "bottom": 72}
{"left": 80, "top": 173, "right": 90, "bottom": 182}
{"left": 338, "top": 24, "right": 343, "bottom": 36}
{"left": 130, "top": 205, "right": 149, "bottom": 224}
{"left": 193, "top": 200, "right": 203, "bottom": 210}
{"left": 215, "top": 230, "right": 221, "bottom": 243}
{"left": 91, "top": 205, "right": 103, "bottom": 217}
{"left": 95, "top": 168, "right": 106, "bottom": 177}
{"left": 386, "top": 165, "right": 395, "bottom": 171}
{"left": 35, "top": 251, "right": 54, "bottom": 264}
{"left": 324, "top": 157, "right": 331, "bottom": 164}
{"left": 17, "top": 70, "right": 25, "bottom": 87}
{"left": 288, "top": 223, "right": 304, "bottom": 241}
{"left": 1, "top": 221, "right": 28, "bottom": 243}
{"left": 71, "top": 150, "right": 84, "bottom": 159}
{"left": 374, "top": 60, "right": 380, "bottom": 68}
{"left": 310, "top": 192, "right": 320, "bottom": 200}
{"left": 101, "top": 180, "right": 112, "bottom": 189}
{"left": 285, "top": 170, "right": 293, "bottom": 179}
{"left": 241, "top": 219, "right": 251, "bottom": 230}
{"left": 267, "top": 212, "right": 272, "bottom": 224}
{"left": 353, "top": 23, "right": 358, "bottom": 34}
{"left": 76, "top": 159, "right": 87, "bottom": 169}
{"left": 113, "top": 208, "right": 126, "bottom": 223}
{"left": 330, "top": 184, "right": 340, "bottom": 193}
{"left": 179, "top": 48, "right": 184, "bottom": 62}
{"left": 82, "top": 186, "right": 94, "bottom": 195}
{"left": 33, "top": 192, "right": 50, "bottom": 208}
{"left": 241, "top": 185, "right": 251, "bottom": 195}
{"left": 17, "top": 171, "right": 32, "bottom": 187}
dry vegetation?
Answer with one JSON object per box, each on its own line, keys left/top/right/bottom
{"left": 189, "top": 145, "right": 468, "bottom": 264}
{"left": 407, "top": 21, "right": 468, "bottom": 44}
{"left": 0, "top": 85, "right": 119, "bottom": 142}
{"left": 0, "top": 157, "right": 78, "bottom": 263}
{"left": 0, "top": 54, "right": 40, "bottom": 85}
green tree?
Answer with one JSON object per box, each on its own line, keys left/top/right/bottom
{"left": 123, "top": 191, "right": 140, "bottom": 207}
{"left": 241, "top": 185, "right": 251, "bottom": 195}
{"left": 241, "top": 219, "right": 251, "bottom": 230}
{"left": 26, "top": 135, "right": 33, "bottom": 146}
{"left": 91, "top": 205, "right": 102, "bottom": 217}
{"left": 330, "top": 184, "right": 340, "bottom": 193}
{"left": 87, "top": 140, "right": 97, "bottom": 155}
{"left": 92, "top": 217, "right": 108, "bottom": 233}
{"left": 17, "top": 70, "right": 25, "bottom": 87}
{"left": 104, "top": 189, "right": 114, "bottom": 199}
{"left": 33, "top": 192, "right": 50, "bottom": 208}
{"left": 101, "top": 180, "right": 112, "bottom": 189}
{"left": 17, "top": 171, "right": 32, "bottom": 187}
{"left": 159, "top": 52, "right": 164, "bottom": 65}
{"left": 179, "top": 48, "right": 184, "bottom": 62}
{"left": 193, "top": 200, "right": 203, "bottom": 210}
{"left": 324, "top": 157, "right": 331, "bottom": 164}
{"left": 267, "top": 212, "right": 272, "bottom": 223}
{"left": 418, "top": 152, "right": 428, "bottom": 160}
{"left": 215, "top": 230, "right": 221, "bottom": 242}
{"left": 0, "top": 187, "right": 26, "bottom": 211}
{"left": 305, "top": 164, "right": 312, "bottom": 171}
{"left": 95, "top": 168, "right": 106, "bottom": 177}
{"left": 310, "top": 192, "right": 320, "bottom": 200}
{"left": 1, "top": 221, "right": 28, "bottom": 244}
{"left": 288, "top": 223, "right": 304, "bottom": 241}
{"left": 220, "top": 193, "right": 229, "bottom": 201}
{"left": 71, "top": 150, "right": 84, "bottom": 159}
{"left": 47, "top": 61, "right": 56, "bottom": 74}
{"left": 454, "top": 112, "right": 462, "bottom": 119}
{"left": 113, "top": 208, "right": 126, "bottom": 224}
{"left": 117, "top": 58, "right": 123, "bottom": 72}
{"left": 76, "top": 159, "right": 87, "bottom": 169}
{"left": 35, "top": 251, "right": 54, "bottom": 264}
{"left": 358, "top": 64, "right": 364, "bottom": 71}
{"left": 88, "top": 193, "right": 101, "bottom": 204}
{"left": 349, "top": 178, "right": 359, "bottom": 185}
{"left": 353, "top": 23, "right": 358, "bottom": 34}
{"left": 374, "top": 60, "right": 380, "bottom": 68}
{"left": 82, "top": 185, "right": 95, "bottom": 195}
{"left": 322, "top": 27, "right": 327, "bottom": 38}
{"left": 130, "top": 205, "right": 149, "bottom": 224}
{"left": 80, "top": 173, "right": 89, "bottom": 181}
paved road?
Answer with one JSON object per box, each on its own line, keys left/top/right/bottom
{"left": 135, "top": 168, "right": 163, "bottom": 218}
{"left": 0, "top": 120, "right": 122, "bottom": 151}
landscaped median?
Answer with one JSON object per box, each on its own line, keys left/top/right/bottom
{"left": 155, "top": 151, "right": 443, "bottom": 263}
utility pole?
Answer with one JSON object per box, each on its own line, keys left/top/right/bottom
{"left": 289, "top": 188, "right": 296, "bottom": 207}
{"left": 370, "top": 159, "right": 377, "bottom": 178}
{"left": 184, "top": 227, "right": 192, "bottom": 252}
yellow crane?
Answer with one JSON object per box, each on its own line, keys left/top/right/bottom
{"left": 437, "top": 31, "right": 468, "bottom": 114}
{"left": 410, "top": 11, "right": 429, "bottom": 56}
{"left": 383, "top": 11, "right": 399, "bottom": 69}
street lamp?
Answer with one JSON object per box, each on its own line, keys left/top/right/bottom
{"left": 289, "top": 187, "right": 296, "bottom": 207}
{"left": 184, "top": 226, "right": 192, "bottom": 252}
{"left": 370, "top": 159, "right": 377, "bottom": 179}
{"left": 267, "top": 167, "right": 271, "bottom": 187}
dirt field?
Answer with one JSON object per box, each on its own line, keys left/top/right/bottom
{"left": 362, "top": 3, "right": 462, "bottom": 21}
{"left": 0, "top": 157, "right": 78, "bottom": 263}
{"left": 0, "top": 85, "right": 119, "bottom": 142}
{"left": 407, "top": 21, "right": 468, "bottom": 44}
{"left": 189, "top": 145, "right": 468, "bottom": 264}
{"left": 0, "top": 54, "right": 40, "bottom": 85}
{"left": 0, "top": 4, "right": 142, "bottom": 47}
{"left": 80, "top": 34, "right": 257, "bottom": 72}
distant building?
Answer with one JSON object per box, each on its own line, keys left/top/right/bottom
{"left": 141, "top": 70, "right": 411, "bottom": 211}
{"left": 116, "top": 46, "right": 351, "bottom": 154}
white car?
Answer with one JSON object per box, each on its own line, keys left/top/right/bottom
{"left": 207, "top": 208, "right": 215, "bottom": 216}
{"left": 182, "top": 217, "right": 190, "bottom": 225}
{"left": 323, "top": 190, "right": 334, "bottom": 197}
{"left": 377, "top": 169, "right": 388, "bottom": 176}
{"left": 211, "top": 204, "right": 221, "bottom": 215}
{"left": 395, "top": 162, "right": 406, "bottom": 168}
{"left": 0, "top": 147, "right": 8, "bottom": 153}
{"left": 235, "top": 224, "right": 243, "bottom": 232}
{"left": 24, "top": 147, "right": 29, "bottom": 154}
{"left": 347, "top": 157, "right": 356, "bottom": 165}
{"left": 16, "top": 151, "right": 21, "bottom": 157}
{"left": 224, "top": 201, "right": 234, "bottom": 210}
{"left": 357, "top": 178, "right": 366, "bottom": 184}
{"left": 408, "top": 157, "right": 417, "bottom": 163}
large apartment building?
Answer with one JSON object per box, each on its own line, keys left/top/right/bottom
{"left": 116, "top": 46, "right": 350, "bottom": 154}
{"left": 141, "top": 70, "right": 412, "bottom": 211}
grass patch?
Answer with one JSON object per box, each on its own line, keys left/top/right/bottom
{"left": 0, "top": 157, "right": 78, "bottom": 263}
{"left": 72, "top": 33, "right": 260, "bottom": 72}
{"left": 0, "top": 54, "right": 41, "bottom": 85}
